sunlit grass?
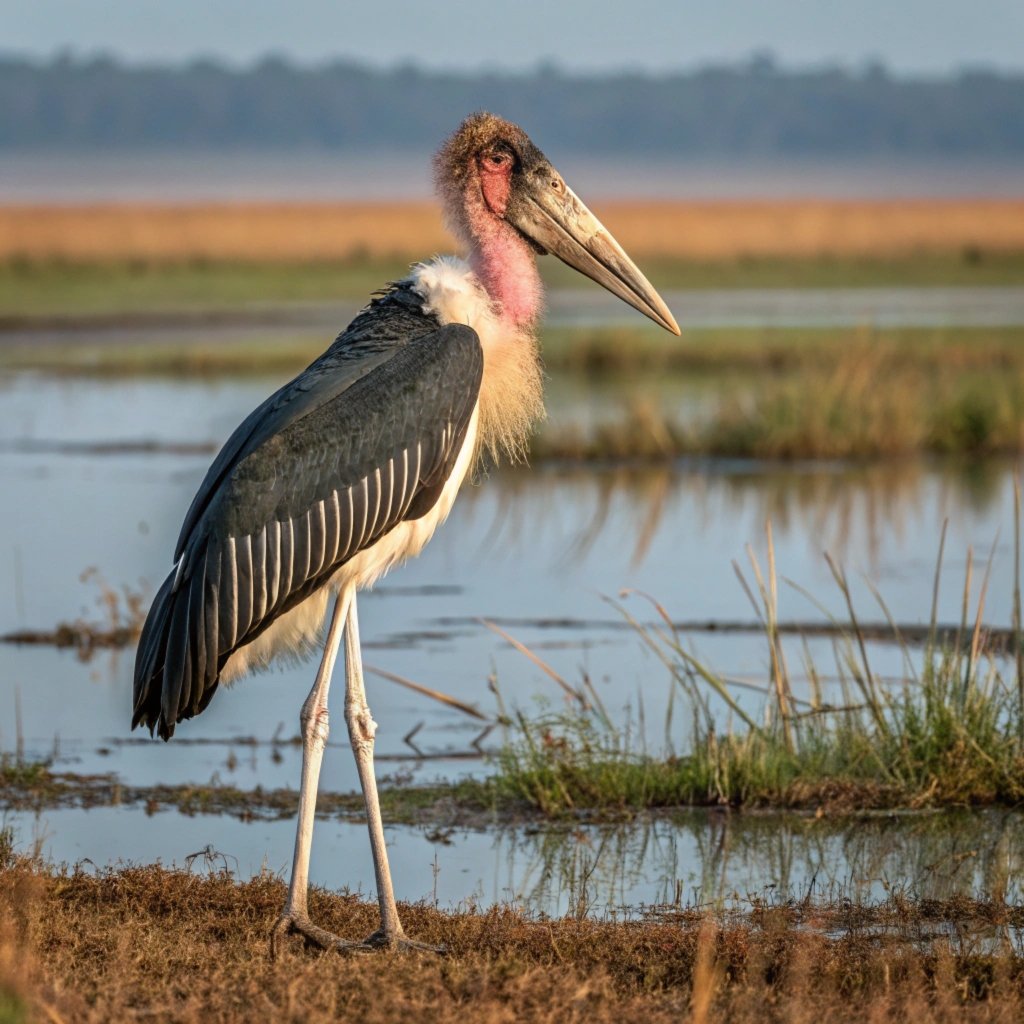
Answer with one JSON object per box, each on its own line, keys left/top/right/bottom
{"left": 4, "top": 198, "right": 1023, "bottom": 266}
{"left": 488, "top": 515, "right": 1024, "bottom": 814}
{"left": 2, "top": 248, "right": 1024, "bottom": 319}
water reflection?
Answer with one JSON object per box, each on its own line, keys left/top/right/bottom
{"left": 2, "top": 452, "right": 1022, "bottom": 785}
{"left": 5, "top": 805, "right": 1021, "bottom": 920}
{"left": 491, "top": 809, "right": 1024, "bottom": 916}
{"left": 478, "top": 456, "right": 1015, "bottom": 573}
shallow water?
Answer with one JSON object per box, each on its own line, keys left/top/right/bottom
{"left": 5, "top": 805, "right": 1022, "bottom": 919}
{"left": 4, "top": 151, "right": 1024, "bottom": 202}
{"left": 1, "top": 370, "right": 1020, "bottom": 774}
{"left": 1, "top": 368, "right": 1022, "bottom": 913}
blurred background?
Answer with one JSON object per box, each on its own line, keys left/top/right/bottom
{"left": 2, "top": 1, "right": 1024, "bottom": 912}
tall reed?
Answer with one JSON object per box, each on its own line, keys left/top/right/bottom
{"left": 491, "top": 512, "right": 1024, "bottom": 812}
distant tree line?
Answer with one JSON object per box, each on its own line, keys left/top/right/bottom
{"left": 2, "top": 51, "right": 1023, "bottom": 154}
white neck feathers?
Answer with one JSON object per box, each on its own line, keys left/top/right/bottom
{"left": 409, "top": 256, "right": 545, "bottom": 466}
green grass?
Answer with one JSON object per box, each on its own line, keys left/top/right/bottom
{"left": 0, "top": 756, "right": 53, "bottom": 791}
{"left": 1, "top": 250, "right": 1022, "bottom": 319}
{"left": 486, "top": 521, "right": 1024, "bottom": 815}
{"left": 540, "top": 323, "right": 1024, "bottom": 375}
{"left": 0, "top": 257, "right": 411, "bottom": 319}
{"left": 545, "top": 249, "right": 1024, "bottom": 291}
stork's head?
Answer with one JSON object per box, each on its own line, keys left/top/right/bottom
{"left": 435, "top": 112, "right": 680, "bottom": 335}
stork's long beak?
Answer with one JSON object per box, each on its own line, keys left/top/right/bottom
{"left": 508, "top": 170, "right": 680, "bottom": 335}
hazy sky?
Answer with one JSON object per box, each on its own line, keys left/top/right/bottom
{"left": 7, "top": 1, "right": 1024, "bottom": 75}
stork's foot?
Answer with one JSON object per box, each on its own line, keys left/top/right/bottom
{"left": 270, "top": 913, "right": 444, "bottom": 958}
{"left": 270, "top": 912, "right": 370, "bottom": 958}
{"left": 360, "top": 927, "right": 447, "bottom": 955}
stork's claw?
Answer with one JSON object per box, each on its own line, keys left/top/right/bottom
{"left": 270, "top": 913, "right": 445, "bottom": 959}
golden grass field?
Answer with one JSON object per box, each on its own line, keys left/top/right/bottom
{"left": 2, "top": 199, "right": 1024, "bottom": 262}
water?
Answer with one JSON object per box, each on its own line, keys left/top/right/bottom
{"left": 3, "top": 151, "right": 1024, "bottom": 203}
{"left": 1, "top": 368, "right": 1021, "bottom": 913}
{"left": 1, "top": 369, "right": 1019, "bottom": 773}
{"left": 5, "top": 806, "right": 1022, "bottom": 918}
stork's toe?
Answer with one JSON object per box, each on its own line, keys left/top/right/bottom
{"left": 360, "top": 927, "right": 447, "bottom": 955}
{"left": 270, "top": 914, "right": 444, "bottom": 958}
{"left": 270, "top": 912, "right": 372, "bottom": 958}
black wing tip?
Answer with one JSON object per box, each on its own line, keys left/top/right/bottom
{"left": 129, "top": 714, "right": 171, "bottom": 741}
{"left": 132, "top": 564, "right": 210, "bottom": 745}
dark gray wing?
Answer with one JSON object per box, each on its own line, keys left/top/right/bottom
{"left": 134, "top": 320, "right": 482, "bottom": 739}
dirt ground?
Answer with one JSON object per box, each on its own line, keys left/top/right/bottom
{"left": 1, "top": 860, "right": 1023, "bottom": 1023}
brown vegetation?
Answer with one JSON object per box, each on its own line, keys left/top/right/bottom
{"left": 2, "top": 860, "right": 1024, "bottom": 1022}
{"left": 2, "top": 199, "right": 1024, "bottom": 262}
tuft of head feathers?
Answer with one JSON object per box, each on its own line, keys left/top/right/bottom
{"left": 433, "top": 112, "right": 545, "bottom": 243}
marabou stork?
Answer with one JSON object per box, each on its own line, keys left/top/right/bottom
{"left": 133, "top": 112, "right": 679, "bottom": 954}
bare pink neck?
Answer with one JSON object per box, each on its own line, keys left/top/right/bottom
{"left": 470, "top": 227, "right": 542, "bottom": 328}
{"left": 461, "top": 180, "right": 543, "bottom": 328}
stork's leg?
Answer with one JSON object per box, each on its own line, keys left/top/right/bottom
{"left": 269, "top": 587, "right": 442, "bottom": 957}
{"left": 270, "top": 586, "right": 364, "bottom": 957}
{"left": 344, "top": 594, "right": 444, "bottom": 953}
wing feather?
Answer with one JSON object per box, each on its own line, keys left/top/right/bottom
{"left": 234, "top": 533, "right": 254, "bottom": 643}
{"left": 279, "top": 518, "right": 294, "bottom": 605}
{"left": 265, "top": 520, "right": 281, "bottom": 612}
{"left": 201, "top": 548, "right": 220, "bottom": 710}
{"left": 309, "top": 500, "right": 328, "bottom": 579}
{"left": 292, "top": 510, "right": 312, "bottom": 591}
{"left": 251, "top": 525, "right": 268, "bottom": 624}
{"left": 325, "top": 491, "right": 341, "bottom": 568}
{"left": 219, "top": 536, "right": 239, "bottom": 650}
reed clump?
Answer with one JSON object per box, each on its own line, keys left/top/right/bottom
{"left": 535, "top": 330, "right": 1024, "bottom": 461}
{"left": 490, "top": 517, "right": 1024, "bottom": 815}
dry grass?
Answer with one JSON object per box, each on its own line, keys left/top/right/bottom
{"left": 2, "top": 860, "right": 1024, "bottom": 1023}
{"left": 2, "top": 199, "right": 1024, "bottom": 262}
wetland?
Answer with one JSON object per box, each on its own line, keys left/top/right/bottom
{"left": 3, "top": 244, "right": 1024, "bottom": 1019}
